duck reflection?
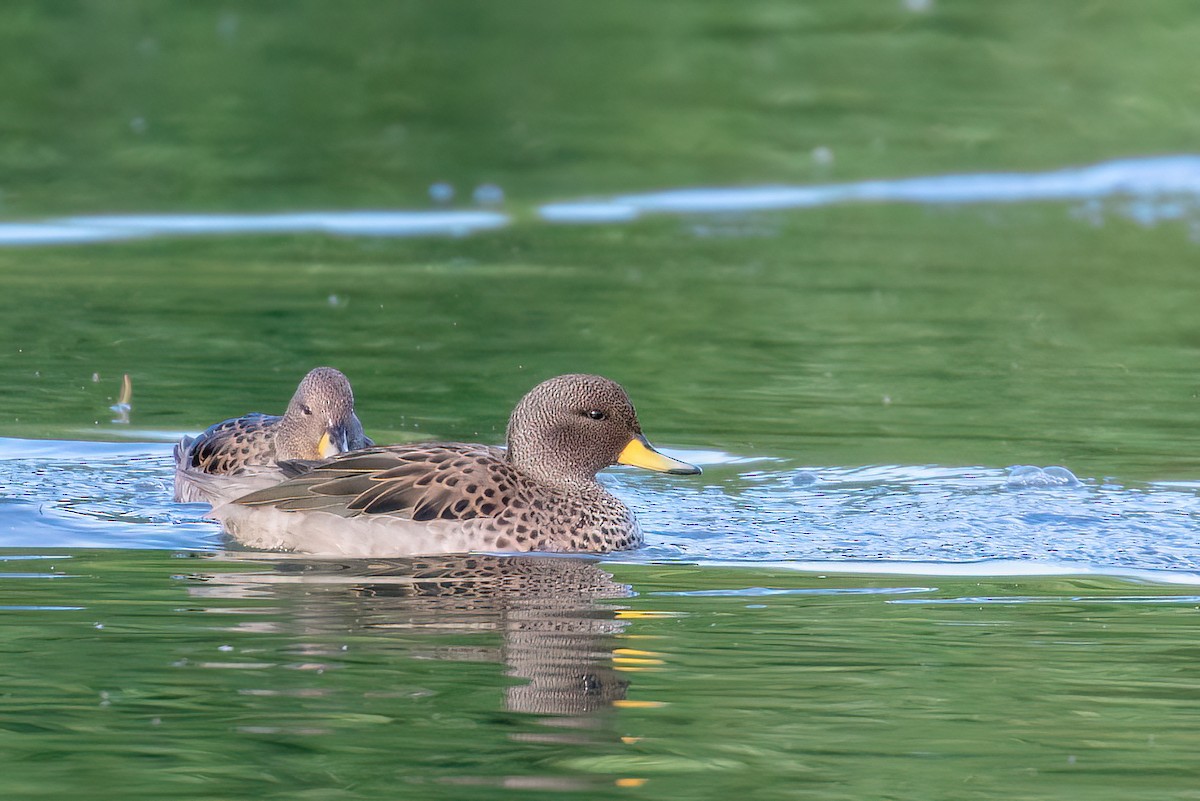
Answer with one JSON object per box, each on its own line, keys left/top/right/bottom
{"left": 184, "top": 553, "right": 635, "bottom": 732}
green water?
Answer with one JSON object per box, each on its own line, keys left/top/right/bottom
{"left": 5, "top": 209, "right": 1200, "bottom": 481}
{"left": 3, "top": 1, "right": 1199, "bottom": 214}
{"left": 3, "top": 553, "right": 1200, "bottom": 801}
{"left": 3, "top": 1, "right": 1200, "bottom": 798}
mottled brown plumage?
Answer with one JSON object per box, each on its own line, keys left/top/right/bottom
{"left": 216, "top": 374, "right": 701, "bottom": 556}
{"left": 173, "top": 367, "right": 372, "bottom": 506}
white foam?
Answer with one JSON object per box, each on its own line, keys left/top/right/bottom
{"left": 4, "top": 436, "right": 1200, "bottom": 584}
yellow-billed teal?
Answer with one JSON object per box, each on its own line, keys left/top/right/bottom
{"left": 214, "top": 374, "right": 700, "bottom": 556}
{"left": 174, "top": 367, "right": 372, "bottom": 506}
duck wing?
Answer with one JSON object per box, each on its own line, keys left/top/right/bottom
{"left": 181, "top": 413, "right": 280, "bottom": 473}
{"left": 234, "top": 444, "right": 519, "bottom": 522}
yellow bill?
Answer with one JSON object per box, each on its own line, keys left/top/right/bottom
{"left": 317, "top": 431, "right": 341, "bottom": 459}
{"left": 617, "top": 434, "right": 701, "bottom": 475}
{"left": 318, "top": 423, "right": 354, "bottom": 459}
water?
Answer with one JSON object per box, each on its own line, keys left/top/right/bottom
{"left": 3, "top": 550, "right": 1200, "bottom": 800}
{"left": 6, "top": 155, "right": 1200, "bottom": 243}
{"left": 6, "top": 437, "right": 1200, "bottom": 578}
{"left": 4, "top": 1, "right": 1200, "bottom": 798}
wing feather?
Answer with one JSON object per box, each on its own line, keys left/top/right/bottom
{"left": 185, "top": 414, "right": 278, "bottom": 473}
{"left": 235, "top": 443, "right": 517, "bottom": 522}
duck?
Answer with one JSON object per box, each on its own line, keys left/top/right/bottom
{"left": 212, "top": 373, "right": 700, "bottom": 556}
{"left": 174, "top": 367, "right": 372, "bottom": 506}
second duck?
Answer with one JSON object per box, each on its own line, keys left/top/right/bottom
{"left": 174, "top": 366, "right": 372, "bottom": 506}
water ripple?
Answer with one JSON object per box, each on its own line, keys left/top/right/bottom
{"left": 652, "top": 586, "right": 936, "bottom": 597}
{"left": 4, "top": 155, "right": 1200, "bottom": 246}
{"left": 3, "top": 437, "right": 1200, "bottom": 581}
{"left": 0, "top": 211, "right": 509, "bottom": 246}
{"left": 0, "top": 437, "right": 220, "bottom": 550}
{"left": 540, "top": 155, "right": 1200, "bottom": 227}
{"left": 617, "top": 462, "right": 1200, "bottom": 576}
{"left": 890, "top": 595, "right": 1200, "bottom": 605}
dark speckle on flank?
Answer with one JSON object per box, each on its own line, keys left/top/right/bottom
{"left": 226, "top": 374, "right": 700, "bottom": 555}
{"left": 173, "top": 367, "right": 371, "bottom": 505}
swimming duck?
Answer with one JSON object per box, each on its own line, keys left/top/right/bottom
{"left": 174, "top": 367, "right": 372, "bottom": 506}
{"left": 214, "top": 373, "right": 700, "bottom": 556}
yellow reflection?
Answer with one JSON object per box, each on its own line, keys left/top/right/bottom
{"left": 612, "top": 648, "right": 664, "bottom": 657}
{"left": 613, "top": 699, "right": 666, "bottom": 709}
{"left": 615, "top": 610, "right": 684, "bottom": 620}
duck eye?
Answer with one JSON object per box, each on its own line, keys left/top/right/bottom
{"left": 585, "top": 409, "right": 606, "bottom": 421}
{"left": 300, "top": 404, "right": 313, "bottom": 416}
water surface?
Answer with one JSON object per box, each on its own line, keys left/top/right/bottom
{"left": 3, "top": 2, "right": 1200, "bottom": 799}
{"left": 3, "top": 550, "right": 1200, "bottom": 801}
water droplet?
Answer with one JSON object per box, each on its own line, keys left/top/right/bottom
{"left": 1005, "top": 465, "right": 1080, "bottom": 489}
{"left": 472, "top": 184, "right": 504, "bottom": 205}
{"left": 791, "top": 471, "right": 821, "bottom": 487}
{"left": 216, "top": 12, "right": 239, "bottom": 43}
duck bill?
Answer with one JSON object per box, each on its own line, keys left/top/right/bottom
{"left": 317, "top": 424, "right": 351, "bottom": 459}
{"left": 617, "top": 434, "right": 701, "bottom": 475}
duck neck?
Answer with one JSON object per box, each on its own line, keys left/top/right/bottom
{"left": 505, "top": 440, "right": 603, "bottom": 494}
